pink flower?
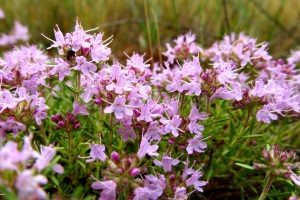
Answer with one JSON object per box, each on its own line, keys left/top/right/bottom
{"left": 90, "top": 42, "right": 111, "bottom": 63}
{"left": 173, "top": 187, "right": 187, "bottom": 200}
{"left": 145, "top": 121, "right": 164, "bottom": 141}
{"left": 185, "top": 170, "right": 207, "bottom": 192}
{"left": 210, "top": 82, "right": 243, "bottom": 101}
{"left": 189, "top": 105, "right": 208, "bottom": 121}
{"left": 11, "top": 21, "right": 29, "bottom": 42}
{"left": 50, "top": 58, "right": 71, "bottom": 81}
{"left": 137, "top": 136, "right": 159, "bottom": 159}
{"left": 188, "top": 121, "right": 204, "bottom": 135}
{"left": 117, "top": 125, "right": 136, "bottom": 141}
{"left": 34, "top": 146, "right": 56, "bottom": 172}
{"left": 86, "top": 144, "right": 107, "bottom": 162}
{"left": 73, "top": 102, "right": 89, "bottom": 116}
{"left": 186, "top": 135, "right": 207, "bottom": 154}
{"left": 15, "top": 170, "right": 48, "bottom": 200}
{"left": 126, "top": 53, "right": 150, "bottom": 73}
{"left": 153, "top": 155, "right": 179, "bottom": 172}
{"left": 52, "top": 164, "right": 64, "bottom": 174}
{"left": 0, "top": 90, "right": 19, "bottom": 112}
{"left": 290, "top": 171, "right": 300, "bottom": 186}
{"left": 214, "top": 60, "right": 238, "bottom": 85}
{"left": 160, "top": 115, "right": 182, "bottom": 137}
{"left": 0, "top": 117, "right": 26, "bottom": 137}
{"left": 256, "top": 105, "right": 278, "bottom": 123}
{"left": 104, "top": 96, "right": 133, "bottom": 120}
{"left": 137, "top": 99, "right": 162, "bottom": 122}
{"left": 133, "top": 175, "right": 166, "bottom": 200}
{"left": 91, "top": 180, "right": 117, "bottom": 200}
{"left": 74, "top": 56, "right": 97, "bottom": 75}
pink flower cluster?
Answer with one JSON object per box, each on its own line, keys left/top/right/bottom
{"left": 0, "top": 19, "right": 299, "bottom": 199}
{"left": 0, "top": 9, "right": 29, "bottom": 46}
{"left": 0, "top": 135, "right": 61, "bottom": 200}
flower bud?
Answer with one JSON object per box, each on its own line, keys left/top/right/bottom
{"left": 51, "top": 114, "right": 61, "bottom": 123}
{"left": 253, "top": 162, "right": 267, "bottom": 170}
{"left": 168, "top": 138, "right": 175, "bottom": 144}
{"left": 73, "top": 122, "right": 80, "bottom": 129}
{"left": 262, "top": 149, "right": 270, "bottom": 161}
{"left": 280, "top": 153, "right": 288, "bottom": 162}
{"left": 57, "top": 120, "right": 65, "bottom": 128}
{"left": 169, "top": 174, "right": 176, "bottom": 182}
{"left": 111, "top": 151, "right": 120, "bottom": 163}
{"left": 94, "top": 98, "right": 102, "bottom": 105}
{"left": 129, "top": 168, "right": 140, "bottom": 177}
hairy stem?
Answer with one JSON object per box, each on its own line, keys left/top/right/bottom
{"left": 258, "top": 171, "right": 275, "bottom": 200}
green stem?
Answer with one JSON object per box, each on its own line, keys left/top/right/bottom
{"left": 74, "top": 71, "right": 81, "bottom": 102}
{"left": 244, "top": 108, "right": 252, "bottom": 128}
{"left": 258, "top": 171, "right": 275, "bottom": 200}
{"left": 67, "top": 130, "right": 72, "bottom": 162}
{"left": 206, "top": 95, "right": 210, "bottom": 113}
{"left": 108, "top": 114, "right": 113, "bottom": 153}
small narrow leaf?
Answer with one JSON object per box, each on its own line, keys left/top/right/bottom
{"left": 235, "top": 163, "right": 254, "bottom": 170}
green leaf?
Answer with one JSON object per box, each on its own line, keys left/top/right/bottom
{"left": 235, "top": 163, "right": 254, "bottom": 170}
{"left": 50, "top": 175, "right": 60, "bottom": 188}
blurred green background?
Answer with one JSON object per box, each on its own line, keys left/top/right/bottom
{"left": 1, "top": 0, "right": 300, "bottom": 58}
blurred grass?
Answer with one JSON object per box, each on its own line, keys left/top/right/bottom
{"left": 1, "top": 0, "right": 300, "bottom": 58}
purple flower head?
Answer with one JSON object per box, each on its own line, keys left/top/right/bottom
{"left": 90, "top": 41, "right": 111, "bottom": 63}
{"left": 0, "top": 141, "right": 21, "bottom": 170}
{"left": 0, "top": 117, "right": 26, "bottom": 137}
{"left": 160, "top": 115, "right": 182, "bottom": 137}
{"left": 166, "top": 75, "right": 183, "bottom": 93}
{"left": 91, "top": 180, "right": 117, "bottom": 200}
{"left": 153, "top": 155, "right": 180, "bottom": 172}
{"left": 15, "top": 170, "right": 48, "bottom": 200}
{"left": 126, "top": 53, "right": 150, "bottom": 73}
{"left": 214, "top": 60, "right": 238, "bottom": 85}
{"left": 211, "top": 82, "right": 243, "bottom": 101}
{"left": 174, "top": 187, "right": 187, "bottom": 200}
{"left": 117, "top": 125, "right": 136, "bottom": 141}
{"left": 34, "top": 145, "right": 56, "bottom": 172}
{"left": 188, "top": 121, "right": 204, "bottom": 135}
{"left": 185, "top": 170, "right": 207, "bottom": 192}
{"left": 250, "top": 79, "right": 265, "bottom": 97}
{"left": 256, "top": 105, "right": 278, "bottom": 123}
{"left": 50, "top": 58, "right": 71, "bottom": 81}
{"left": 182, "top": 56, "right": 202, "bottom": 76}
{"left": 181, "top": 80, "right": 202, "bottom": 96}
{"left": 189, "top": 105, "right": 208, "bottom": 121}
{"left": 137, "top": 136, "right": 159, "bottom": 159}
{"left": 86, "top": 144, "right": 107, "bottom": 162}
{"left": 52, "top": 164, "right": 64, "bottom": 174}
{"left": 104, "top": 96, "right": 133, "bottom": 120}
{"left": 164, "top": 32, "right": 201, "bottom": 64}
{"left": 133, "top": 174, "right": 166, "bottom": 200}
{"left": 73, "top": 102, "right": 89, "bottom": 116}
{"left": 0, "top": 89, "right": 20, "bottom": 112}
{"left": 145, "top": 121, "right": 164, "bottom": 141}
{"left": 290, "top": 171, "right": 300, "bottom": 186}
{"left": 186, "top": 135, "right": 207, "bottom": 154}
{"left": 137, "top": 99, "right": 162, "bottom": 122}
{"left": 74, "top": 56, "right": 97, "bottom": 75}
